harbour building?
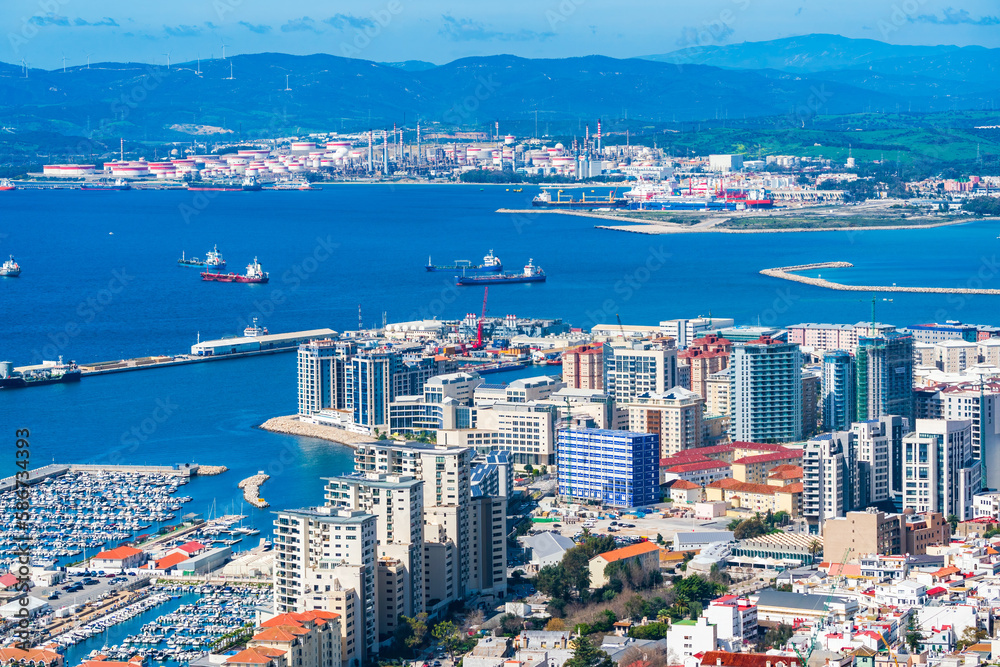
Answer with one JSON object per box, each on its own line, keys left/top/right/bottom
{"left": 556, "top": 428, "right": 659, "bottom": 507}
{"left": 822, "top": 351, "right": 856, "bottom": 432}
{"left": 856, "top": 332, "right": 914, "bottom": 425}
{"left": 730, "top": 336, "right": 803, "bottom": 444}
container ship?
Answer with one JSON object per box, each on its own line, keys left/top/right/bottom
{"left": 81, "top": 178, "right": 131, "bottom": 191}
{"left": 532, "top": 188, "right": 627, "bottom": 208}
{"left": 457, "top": 259, "right": 545, "bottom": 286}
{"left": 426, "top": 250, "right": 502, "bottom": 273}
{"left": 188, "top": 176, "right": 263, "bottom": 192}
{"left": 178, "top": 245, "right": 225, "bottom": 269}
{"left": 0, "top": 360, "right": 81, "bottom": 389}
{"left": 1, "top": 255, "right": 20, "bottom": 277}
{"left": 202, "top": 257, "right": 269, "bottom": 284}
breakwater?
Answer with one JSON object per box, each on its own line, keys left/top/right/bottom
{"left": 258, "top": 414, "right": 371, "bottom": 447}
{"left": 238, "top": 473, "right": 270, "bottom": 508}
{"left": 761, "top": 261, "right": 1000, "bottom": 295}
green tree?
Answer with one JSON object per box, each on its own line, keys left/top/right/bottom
{"left": 432, "top": 621, "right": 463, "bottom": 661}
{"left": 402, "top": 613, "right": 429, "bottom": 655}
{"left": 947, "top": 514, "right": 960, "bottom": 533}
{"left": 733, "top": 516, "right": 767, "bottom": 540}
{"left": 565, "top": 636, "right": 615, "bottom": 667}
{"left": 957, "top": 626, "right": 988, "bottom": 650}
{"left": 629, "top": 622, "right": 670, "bottom": 640}
{"left": 536, "top": 564, "right": 571, "bottom": 602}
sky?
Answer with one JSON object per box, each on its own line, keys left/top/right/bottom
{"left": 2, "top": 0, "right": 999, "bottom": 69}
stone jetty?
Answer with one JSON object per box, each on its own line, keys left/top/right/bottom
{"left": 258, "top": 414, "right": 371, "bottom": 447}
{"left": 761, "top": 261, "right": 1000, "bottom": 295}
{"left": 238, "top": 472, "right": 270, "bottom": 509}
{"left": 196, "top": 465, "right": 228, "bottom": 476}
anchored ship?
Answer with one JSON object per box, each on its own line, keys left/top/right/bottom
{"left": 426, "top": 250, "right": 502, "bottom": 273}
{"left": 0, "top": 179, "right": 16, "bottom": 191}
{"left": 201, "top": 257, "right": 269, "bottom": 284}
{"left": 457, "top": 259, "right": 545, "bottom": 285}
{"left": 178, "top": 245, "right": 225, "bottom": 269}
{"left": 81, "top": 178, "right": 131, "bottom": 191}
{"left": 532, "top": 188, "right": 627, "bottom": 208}
{"left": 0, "top": 255, "right": 20, "bottom": 277}
{"left": 0, "top": 359, "right": 81, "bottom": 389}
{"left": 188, "top": 176, "right": 263, "bottom": 192}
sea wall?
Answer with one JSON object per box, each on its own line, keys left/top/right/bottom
{"left": 761, "top": 261, "right": 1000, "bottom": 295}
{"left": 258, "top": 414, "right": 371, "bottom": 447}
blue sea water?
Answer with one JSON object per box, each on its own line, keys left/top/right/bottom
{"left": 2, "top": 184, "right": 1000, "bottom": 525}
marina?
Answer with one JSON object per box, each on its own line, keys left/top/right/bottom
{"left": 0, "top": 469, "right": 195, "bottom": 566}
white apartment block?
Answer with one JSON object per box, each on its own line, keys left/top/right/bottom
{"left": 604, "top": 340, "right": 679, "bottom": 405}
{"left": 273, "top": 508, "right": 377, "bottom": 667}
{"left": 659, "top": 317, "right": 734, "bottom": 349}
{"left": 628, "top": 388, "right": 704, "bottom": 457}
{"left": 442, "top": 402, "right": 557, "bottom": 468}
{"left": 902, "top": 419, "right": 981, "bottom": 520}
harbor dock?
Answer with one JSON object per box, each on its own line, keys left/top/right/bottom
{"left": 761, "top": 261, "right": 1000, "bottom": 295}
{"left": 0, "top": 463, "right": 225, "bottom": 492}
{"left": 238, "top": 473, "right": 270, "bottom": 508}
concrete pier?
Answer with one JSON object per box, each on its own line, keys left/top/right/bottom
{"left": 761, "top": 261, "right": 1000, "bottom": 295}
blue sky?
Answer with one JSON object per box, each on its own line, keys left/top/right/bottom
{"left": 3, "top": 0, "right": 999, "bottom": 69}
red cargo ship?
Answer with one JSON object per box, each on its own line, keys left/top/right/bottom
{"left": 201, "top": 257, "right": 269, "bottom": 284}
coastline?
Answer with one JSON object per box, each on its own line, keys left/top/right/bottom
{"left": 496, "top": 208, "right": 982, "bottom": 234}
{"left": 258, "top": 415, "right": 369, "bottom": 448}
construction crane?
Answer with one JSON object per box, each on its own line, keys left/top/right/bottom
{"left": 476, "top": 286, "right": 489, "bottom": 349}
{"left": 861, "top": 293, "right": 893, "bottom": 332}
{"left": 616, "top": 313, "right": 626, "bottom": 339}
{"left": 792, "top": 546, "right": 853, "bottom": 667}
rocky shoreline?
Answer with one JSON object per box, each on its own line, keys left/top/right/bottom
{"left": 258, "top": 414, "right": 370, "bottom": 448}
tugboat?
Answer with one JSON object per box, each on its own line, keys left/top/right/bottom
{"left": 201, "top": 257, "right": 269, "bottom": 284}
{"left": 243, "top": 317, "right": 269, "bottom": 337}
{"left": 81, "top": 178, "right": 131, "bottom": 191}
{"left": 456, "top": 259, "right": 546, "bottom": 285}
{"left": 426, "top": 250, "right": 502, "bottom": 273}
{"left": 0, "top": 179, "right": 16, "bottom": 191}
{"left": 0, "top": 255, "right": 20, "bottom": 277}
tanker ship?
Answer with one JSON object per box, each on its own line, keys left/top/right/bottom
{"left": 426, "top": 250, "right": 502, "bottom": 273}
{"left": 188, "top": 176, "right": 263, "bottom": 192}
{"left": 0, "top": 360, "right": 82, "bottom": 389}
{"left": 456, "top": 259, "right": 546, "bottom": 285}
{"left": 201, "top": 257, "right": 269, "bottom": 284}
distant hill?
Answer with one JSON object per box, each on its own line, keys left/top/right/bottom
{"left": 640, "top": 34, "right": 970, "bottom": 73}
{"left": 381, "top": 60, "right": 437, "bottom": 72}
{"left": 0, "top": 48, "right": 997, "bottom": 140}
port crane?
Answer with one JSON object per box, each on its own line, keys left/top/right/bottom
{"left": 476, "top": 287, "right": 489, "bottom": 349}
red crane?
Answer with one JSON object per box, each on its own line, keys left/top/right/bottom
{"left": 476, "top": 286, "right": 489, "bottom": 349}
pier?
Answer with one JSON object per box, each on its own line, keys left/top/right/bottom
{"left": 238, "top": 473, "right": 270, "bottom": 508}
{"left": 0, "top": 463, "right": 226, "bottom": 493}
{"left": 761, "top": 261, "right": 1000, "bottom": 295}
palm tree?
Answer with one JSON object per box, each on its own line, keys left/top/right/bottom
{"left": 947, "top": 514, "right": 960, "bottom": 533}
{"left": 807, "top": 539, "right": 822, "bottom": 560}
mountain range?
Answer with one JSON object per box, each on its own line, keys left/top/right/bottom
{"left": 0, "top": 34, "right": 997, "bottom": 143}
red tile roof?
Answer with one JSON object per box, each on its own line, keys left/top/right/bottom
{"left": 595, "top": 541, "right": 660, "bottom": 563}
{"left": 669, "top": 480, "right": 701, "bottom": 490}
{"left": 0, "top": 573, "right": 18, "bottom": 588}
{"left": 667, "top": 460, "right": 731, "bottom": 473}
{"left": 93, "top": 546, "right": 142, "bottom": 560}
{"left": 700, "top": 652, "right": 801, "bottom": 667}
{"left": 154, "top": 552, "right": 189, "bottom": 570}
{"left": 177, "top": 541, "right": 207, "bottom": 554}
{"left": 225, "top": 647, "right": 286, "bottom": 665}
{"left": 734, "top": 451, "right": 802, "bottom": 465}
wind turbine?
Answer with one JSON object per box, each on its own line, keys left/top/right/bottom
{"left": 226, "top": 60, "right": 234, "bottom": 80}
{"left": 221, "top": 42, "right": 228, "bottom": 60}
{"left": 195, "top": 53, "right": 202, "bottom": 75}
{"left": 85, "top": 53, "right": 92, "bottom": 69}
{"left": 284, "top": 74, "right": 291, "bottom": 91}
{"left": 61, "top": 54, "right": 66, "bottom": 73}
{"left": 163, "top": 52, "right": 170, "bottom": 69}
{"left": 21, "top": 59, "right": 27, "bottom": 78}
